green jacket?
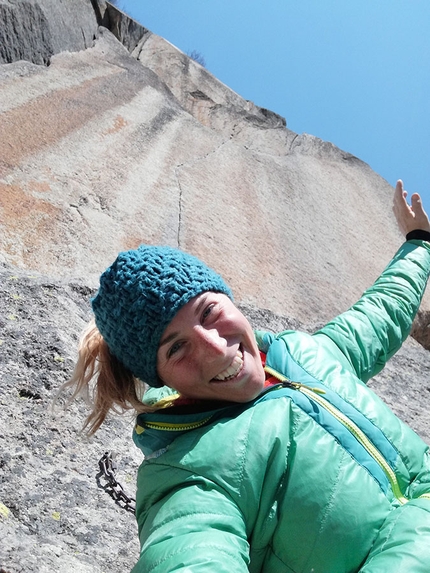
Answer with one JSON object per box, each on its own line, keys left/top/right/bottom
{"left": 132, "top": 240, "right": 430, "bottom": 573}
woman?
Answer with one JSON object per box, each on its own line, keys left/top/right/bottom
{"left": 66, "top": 180, "right": 430, "bottom": 572}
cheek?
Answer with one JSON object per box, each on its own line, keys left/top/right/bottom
{"left": 156, "top": 360, "right": 172, "bottom": 386}
{"left": 157, "top": 362, "right": 192, "bottom": 392}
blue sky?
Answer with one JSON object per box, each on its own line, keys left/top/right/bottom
{"left": 117, "top": 0, "right": 430, "bottom": 208}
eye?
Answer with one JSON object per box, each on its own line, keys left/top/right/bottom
{"left": 168, "top": 340, "right": 184, "bottom": 358}
{"left": 201, "top": 303, "right": 215, "bottom": 323}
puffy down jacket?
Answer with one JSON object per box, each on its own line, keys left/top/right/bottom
{"left": 132, "top": 240, "right": 430, "bottom": 573}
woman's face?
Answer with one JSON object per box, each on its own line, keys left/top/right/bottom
{"left": 156, "top": 292, "right": 266, "bottom": 402}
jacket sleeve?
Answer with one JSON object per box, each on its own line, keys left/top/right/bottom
{"left": 132, "top": 473, "right": 250, "bottom": 573}
{"left": 358, "top": 498, "right": 430, "bottom": 573}
{"left": 313, "top": 240, "right": 430, "bottom": 383}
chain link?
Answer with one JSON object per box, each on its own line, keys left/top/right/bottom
{"left": 96, "top": 451, "right": 136, "bottom": 514}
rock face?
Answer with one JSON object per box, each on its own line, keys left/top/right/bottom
{"left": 0, "top": 263, "right": 142, "bottom": 573}
{"left": 0, "top": 2, "right": 429, "bottom": 572}
{"left": 0, "top": 0, "right": 99, "bottom": 65}
{"left": 1, "top": 1, "right": 429, "bottom": 328}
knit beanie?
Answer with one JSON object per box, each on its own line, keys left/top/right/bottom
{"left": 91, "top": 245, "right": 232, "bottom": 387}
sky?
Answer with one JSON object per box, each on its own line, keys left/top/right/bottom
{"left": 116, "top": 0, "right": 430, "bottom": 208}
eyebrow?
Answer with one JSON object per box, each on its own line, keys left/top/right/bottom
{"left": 158, "top": 294, "right": 210, "bottom": 349}
{"left": 194, "top": 294, "right": 208, "bottom": 316}
{"left": 158, "top": 331, "right": 179, "bottom": 349}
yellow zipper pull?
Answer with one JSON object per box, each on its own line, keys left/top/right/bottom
{"left": 263, "top": 365, "right": 326, "bottom": 395}
{"left": 286, "top": 380, "right": 326, "bottom": 395}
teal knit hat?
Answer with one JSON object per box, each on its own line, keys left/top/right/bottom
{"left": 92, "top": 245, "right": 232, "bottom": 387}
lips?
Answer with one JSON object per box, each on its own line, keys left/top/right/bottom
{"left": 212, "top": 348, "right": 244, "bottom": 381}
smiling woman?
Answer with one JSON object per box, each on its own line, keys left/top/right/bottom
{"left": 156, "top": 292, "right": 265, "bottom": 403}
{"left": 61, "top": 181, "right": 430, "bottom": 573}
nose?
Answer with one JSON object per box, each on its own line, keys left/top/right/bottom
{"left": 193, "top": 327, "right": 227, "bottom": 362}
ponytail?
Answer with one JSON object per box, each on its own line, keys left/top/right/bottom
{"left": 59, "top": 319, "right": 153, "bottom": 434}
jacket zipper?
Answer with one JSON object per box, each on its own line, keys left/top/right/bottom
{"left": 264, "top": 365, "right": 408, "bottom": 505}
{"left": 140, "top": 417, "right": 213, "bottom": 433}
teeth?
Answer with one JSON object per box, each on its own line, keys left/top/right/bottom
{"left": 213, "top": 349, "right": 243, "bottom": 381}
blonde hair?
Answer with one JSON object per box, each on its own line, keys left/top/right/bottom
{"left": 59, "top": 319, "right": 155, "bottom": 435}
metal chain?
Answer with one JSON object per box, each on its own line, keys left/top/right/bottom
{"left": 96, "top": 451, "right": 136, "bottom": 514}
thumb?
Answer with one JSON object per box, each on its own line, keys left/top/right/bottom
{"left": 411, "top": 193, "right": 425, "bottom": 216}
{"left": 410, "top": 193, "right": 430, "bottom": 230}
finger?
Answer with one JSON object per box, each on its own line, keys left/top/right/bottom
{"left": 411, "top": 193, "right": 428, "bottom": 218}
{"left": 393, "top": 180, "right": 407, "bottom": 216}
{"left": 394, "top": 180, "right": 404, "bottom": 202}
{"left": 411, "top": 193, "right": 421, "bottom": 208}
{"left": 394, "top": 180, "right": 408, "bottom": 209}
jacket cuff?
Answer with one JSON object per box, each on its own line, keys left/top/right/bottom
{"left": 405, "top": 229, "right": 430, "bottom": 242}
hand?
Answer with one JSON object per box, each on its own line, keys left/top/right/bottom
{"left": 392, "top": 180, "right": 430, "bottom": 235}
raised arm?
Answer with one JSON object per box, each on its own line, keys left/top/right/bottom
{"left": 315, "top": 180, "right": 430, "bottom": 382}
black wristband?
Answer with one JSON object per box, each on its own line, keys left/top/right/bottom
{"left": 406, "top": 229, "right": 430, "bottom": 242}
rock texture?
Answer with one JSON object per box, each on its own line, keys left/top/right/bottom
{"left": 0, "top": 263, "right": 142, "bottom": 573}
{"left": 1, "top": 2, "right": 429, "bottom": 572}
{"left": 1, "top": 1, "right": 428, "bottom": 328}
{"left": 0, "top": 0, "right": 99, "bottom": 65}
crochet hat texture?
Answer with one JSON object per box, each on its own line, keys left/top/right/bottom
{"left": 92, "top": 245, "right": 232, "bottom": 387}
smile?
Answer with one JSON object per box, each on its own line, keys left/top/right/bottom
{"left": 213, "top": 348, "right": 244, "bottom": 381}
